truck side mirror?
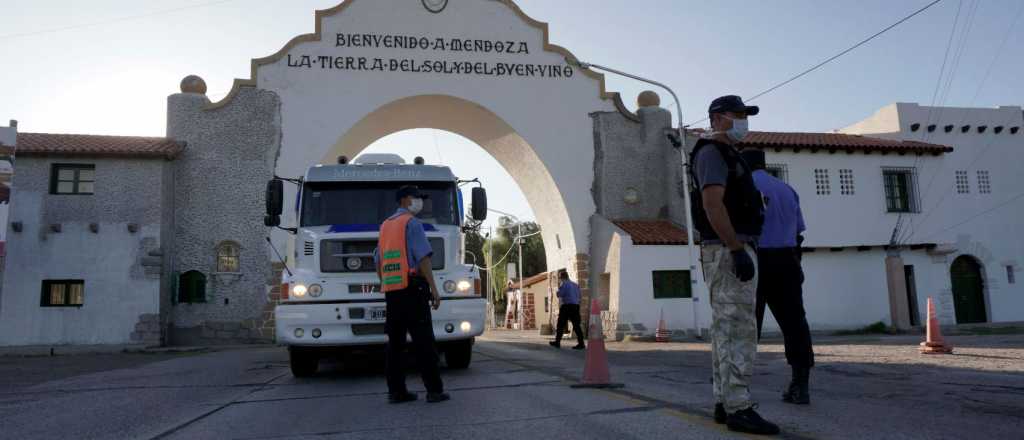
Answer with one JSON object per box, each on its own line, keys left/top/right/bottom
{"left": 471, "top": 187, "right": 487, "bottom": 221}
{"left": 266, "top": 179, "right": 283, "bottom": 217}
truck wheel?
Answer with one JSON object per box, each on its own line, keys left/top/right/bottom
{"left": 445, "top": 339, "right": 473, "bottom": 369}
{"left": 289, "top": 347, "right": 319, "bottom": 377}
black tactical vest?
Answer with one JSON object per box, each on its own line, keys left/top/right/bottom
{"left": 689, "top": 138, "right": 765, "bottom": 242}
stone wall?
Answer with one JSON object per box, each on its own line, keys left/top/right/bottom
{"left": 0, "top": 156, "right": 170, "bottom": 345}
{"left": 165, "top": 87, "right": 282, "bottom": 344}
{"left": 590, "top": 105, "right": 676, "bottom": 222}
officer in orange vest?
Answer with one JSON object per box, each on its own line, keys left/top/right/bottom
{"left": 375, "top": 185, "right": 448, "bottom": 404}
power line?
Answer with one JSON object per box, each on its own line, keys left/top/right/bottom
{"left": 901, "top": 5, "right": 1024, "bottom": 244}
{"left": 685, "top": 0, "right": 944, "bottom": 127}
{"left": 895, "top": 0, "right": 963, "bottom": 245}
{"left": 919, "top": 190, "right": 1024, "bottom": 240}
{"left": 0, "top": 0, "right": 243, "bottom": 41}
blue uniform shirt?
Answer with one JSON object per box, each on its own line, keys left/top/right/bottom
{"left": 374, "top": 208, "right": 434, "bottom": 270}
{"left": 751, "top": 170, "right": 806, "bottom": 249}
{"left": 557, "top": 280, "right": 581, "bottom": 305}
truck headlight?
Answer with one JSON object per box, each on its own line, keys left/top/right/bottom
{"left": 308, "top": 284, "right": 323, "bottom": 297}
{"left": 456, "top": 280, "right": 472, "bottom": 292}
{"left": 443, "top": 280, "right": 457, "bottom": 293}
{"left": 292, "top": 284, "right": 307, "bottom": 297}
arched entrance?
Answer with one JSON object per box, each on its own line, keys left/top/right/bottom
{"left": 323, "top": 94, "right": 569, "bottom": 266}
{"left": 950, "top": 255, "right": 987, "bottom": 324}
{"left": 206, "top": 0, "right": 635, "bottom": 276}
{"left": 163, "top": 0, "right": 659, "bottom": 339}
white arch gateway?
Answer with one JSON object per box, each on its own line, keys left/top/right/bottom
{"left": 165, "top": 0, "right": 692, "bottom": 342}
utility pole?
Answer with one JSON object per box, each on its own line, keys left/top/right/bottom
{"left": 567, "top": 58, "right": 706, "bottom": 338}
{"left": 486, "top": 227, "right": 495, "bottom": 328}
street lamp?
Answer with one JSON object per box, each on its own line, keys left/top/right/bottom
{"left": 567, "top": 58, "right": 706, "bottom": 338}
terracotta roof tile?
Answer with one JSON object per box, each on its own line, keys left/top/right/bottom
{"left": 15, "top": 133, "right": 184, "bottom": 159}
{"left": 737, "top": 131, "right": 952, "bottom": 154}
{"left": 613, "top": 220, "right": 689, "bottom": 245}
{"left": 516, "top": 272, "right": 549, "bottom": 289}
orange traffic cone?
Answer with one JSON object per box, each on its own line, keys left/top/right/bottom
{"left": 571, "top": 298, "right": 624, "bottom": 389}
{"left": 920, "top": 297, "right": 953, "bottom": 354}
{"left": 655, "top": 308, "right": 670, "bottom": 343}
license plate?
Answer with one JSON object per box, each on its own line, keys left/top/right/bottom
{"left": 368, "top": 307, "right": 386, "bottom": 321}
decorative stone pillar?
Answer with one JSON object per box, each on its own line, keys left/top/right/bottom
{"left": 885, "top": 250, "right": 912, "bottom": 331}
{"left": 572, "top": 253, "right": 592, "bottom": 332}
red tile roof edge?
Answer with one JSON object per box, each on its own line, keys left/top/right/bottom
{"left": 688, "top": 130, "right": 953, "bottom": 154}
{"left": 516, "top": 272, "right": 549, "bottom": 289}
{"left": 15, "top": 132, "right": 185, "bottom": 159}
{"left": 612, "top": 220, "right": 690, "bottom": 245}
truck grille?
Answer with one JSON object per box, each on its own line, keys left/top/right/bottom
{"left": 320, "top": 238, "right": 445, "bottom": 273}
{"left": 304, "top": 241, "right": 314, "bottom": 256}
{"left": 321, "top": 240, "right": 376, "bottom": 273}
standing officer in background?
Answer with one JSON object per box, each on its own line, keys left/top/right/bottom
{"left": 691, "top": 95, "right": 778, "bottom": 435}
{"left": 741, "top": 149, "right": 814, "bottom": 405}
{"left": 376, "top": 185, "right": 449, "bottom": 404}
{"left": 549, "top": 270, "right": 585, "bottom": 349}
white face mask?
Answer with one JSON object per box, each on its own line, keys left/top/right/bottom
{"left": 408, "top": 198, "right": 424, "bottom": 214}
{"left": 726, "top": 117, "right": 749, "bottom": 142}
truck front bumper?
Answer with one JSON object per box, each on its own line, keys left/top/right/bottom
{"left": 275, "top": 298, "right": 486, "bottom": 346}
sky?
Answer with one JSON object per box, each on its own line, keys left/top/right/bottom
{"left": 2, "top": 0, "right": 1022, "bottom": 229}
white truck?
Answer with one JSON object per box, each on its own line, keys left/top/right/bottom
{"left": 264, "top": 154, "right": 488, "bottom": 377}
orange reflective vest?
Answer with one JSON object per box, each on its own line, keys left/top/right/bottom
{"left": 378, "top": 213, "right": 416, "bottom": 292}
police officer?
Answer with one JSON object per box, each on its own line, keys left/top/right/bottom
{"left": 740, "top": 149, "right": 814, "bottom": 405}
{"left": 549, "top": 270, "right": 585, "bottom": 349}
{"left": 375, "top": 185, "right": 449, "bottom": 404}
{"left": 691, "top": 95, "right": 778, "bottom": 435}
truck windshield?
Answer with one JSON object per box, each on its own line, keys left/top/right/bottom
{"left": 301, "top": 181, "right": 459, "bottom": 227}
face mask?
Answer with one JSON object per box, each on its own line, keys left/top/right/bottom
{"left": 726, "top": 117, "right": 749, "bottom": 142}
{"left": 408, "top": 198, "right": 424, "bottom": 214}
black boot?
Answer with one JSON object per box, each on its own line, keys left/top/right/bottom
{"left": 726, "top": 407, "right": 780, "bottom": 435}
{"left": 714, "top": 403, "right": 726, "bottom": 424}
{"left": 782, "top": 367, "right": 810, "bottom": 405}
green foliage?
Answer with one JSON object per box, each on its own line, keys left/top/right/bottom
{"left": 481, "top": 217, "right": 546, "bottom": 315}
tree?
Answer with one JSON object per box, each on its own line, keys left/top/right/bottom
{"left": 482, "top": 217, "right": 546, "bottom": 319}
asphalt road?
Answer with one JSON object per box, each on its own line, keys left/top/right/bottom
{"left": 1, "top": 332, "right": 1022, "bottom": 439}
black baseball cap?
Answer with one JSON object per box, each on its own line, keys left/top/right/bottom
{"left": 709, "top": 95, "right": 759, "bottom": 116}
{"left": 395, "top": 185, "right": 422, "bottom": 202}
{"left": 740, "top": 149, "right": 766, "bottom": 171}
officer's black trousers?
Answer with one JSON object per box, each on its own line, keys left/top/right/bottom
{"left": 385, "top": 278, "right": 443, "bottom": 394}
{"left": 555, "top": 304, "right": 585, "bottom": 346}
{"left": 756, "top": 248, "right": 815, "bottom": 368}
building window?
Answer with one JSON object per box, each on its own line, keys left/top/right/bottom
{"left": 977, "top": 171, "right": 991, "bottom": 194}
{"left": 544, "top": 297, "right": 549, "bottom": 313}
{"left": 652, "top": 270, "right": 692, "bottom": 299}
{"left": 1008, "top": 266, "right": 1016, "bottom": 284}
{"left": 882, "top": 167, "right": 919, "bottom": 213}
{"left": 50, "top": 164, "right": 95, "bottom": 195}
{"left": 41, "top": 280, "right": 84, "bottom": 307}
{"left": 765, "top": 164, "right": 788, "bottom": 182}
{"left": 814, "top": 169, "right": 830, "bottom": 195}
{"left": 216, "top": 241, "right": 240, "bottom": 273}
{"left": 955, "top": 170, "right": 970, "bottom": 194}
{"left": 178, "top": 271, "right": 207, "bottom": 303}
{"left": 839, "top": 169, "right": 855, "bottom": 195}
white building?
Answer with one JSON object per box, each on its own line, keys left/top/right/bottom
{"left": 594, "top": 103, "right": 1024, "bottom": 338}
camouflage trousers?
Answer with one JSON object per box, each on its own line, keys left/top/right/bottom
{"left": 701, "top": 244, "right": 758, "bottom": 413}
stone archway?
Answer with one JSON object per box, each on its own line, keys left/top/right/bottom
{"left": 166, "top": 0, "right": 644, "bottom": 336}
{"left": 323, "top": 94, "right": 572, "bottom": 267}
